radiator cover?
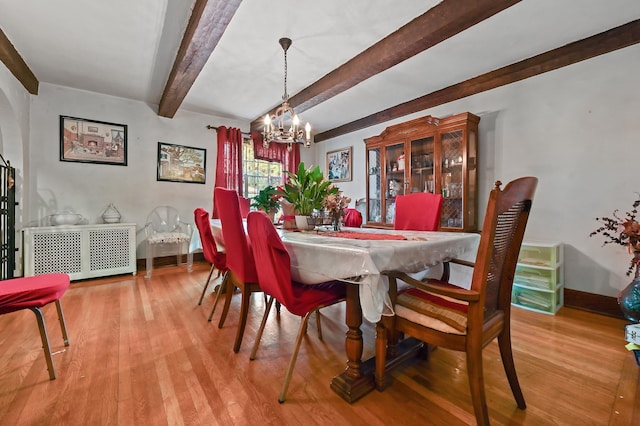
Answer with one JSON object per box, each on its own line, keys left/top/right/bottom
{"left": 23, "top": 223, "right": 136, "bottom": 280}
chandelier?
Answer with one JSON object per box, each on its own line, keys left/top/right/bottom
{"left": 262, "top": 37, "right": 311, "bottom": 150}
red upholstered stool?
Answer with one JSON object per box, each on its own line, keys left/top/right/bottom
{"left": 0, "top": 273, "right": 71, "bottom": 379}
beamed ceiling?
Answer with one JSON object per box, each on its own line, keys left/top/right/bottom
{"left": 1, "top": 0, "right": 639, "bottom": 142}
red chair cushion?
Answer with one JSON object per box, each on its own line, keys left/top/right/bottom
{"left": 214, "top": 187, "right": 258, "bottom": 283}
{"left": 397, "top": 284, "right": 468, "bottom": 332}
{"left": 343, "top": 208, "right": 363, "bottom": 227}
{"left": 247, "top": 211, "right": 345, "bottom": 317}
{"left": 394, "top": 192, "right": 443, "bottom": 231}
{"left": 194, "top": 207, "right": 227, "bottom": 271}
{"left": 0, "top": 273, "right": 70, "bottom": 315}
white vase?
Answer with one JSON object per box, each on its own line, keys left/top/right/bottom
{"left": 102, "top": 203, "right": 121, "bottom": 223}
{"left": 295, "top": 215, "right": 313, "bottom": 231}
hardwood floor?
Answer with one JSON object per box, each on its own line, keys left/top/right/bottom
{"left": 1, "top": 263, "right": 638, "bottom": 425}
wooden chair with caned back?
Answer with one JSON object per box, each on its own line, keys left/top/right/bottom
{"left": 376, "top": 177, "right": 537, "bottom": 425}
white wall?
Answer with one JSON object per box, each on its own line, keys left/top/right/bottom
{"left": 315, "top": 44, "right": 640, "bottom": 298}
{"left": 2, "top": 44, "right": 639, "bottom": 297}
{"left": 25, "top": 83, "right": 248, "bottom": 260}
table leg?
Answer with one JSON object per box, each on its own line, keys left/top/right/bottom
{"left": 330, "top": 283, "right": 375, "bottom": 402}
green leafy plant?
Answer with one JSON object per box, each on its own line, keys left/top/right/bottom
{"left": 278, "top": 162, "right": 338, "bottom": 216}
{"left": 250, "top": 185, "right": 281, "bottom": 213}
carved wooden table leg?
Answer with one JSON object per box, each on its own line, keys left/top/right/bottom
{"left": 330, "top": 283, "right": 375, "bottom": 402}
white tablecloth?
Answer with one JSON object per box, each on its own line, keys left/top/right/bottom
{"left": 206, "top": 220, "right": 480, "bottom": 323}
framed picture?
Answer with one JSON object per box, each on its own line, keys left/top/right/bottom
{"left": 326, "top": 146, "right": 352, "bottom": 182}
{"left": 60, "top": 115, "right": 127, "bottom": 165}
{"left": 157, "top": 142, "right": 206, "bottom": 184}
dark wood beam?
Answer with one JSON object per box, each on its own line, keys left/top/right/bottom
{"left": 315, "top": 19, "right": 640, "bottom": 142}
{"left": 158, "top": 0, "right": 241, "bottom": 118}
{"left": 0, "top": 27, "right": 38, "bottom": 95}
{"left": 250, "top": 0, "right": 521, "bottom": 132}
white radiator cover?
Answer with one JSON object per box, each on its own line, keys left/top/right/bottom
{"left": 23, "top": 223, "right": 137, "bottom": 280}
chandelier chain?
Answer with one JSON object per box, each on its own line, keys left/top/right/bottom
{"left": 283, "top": 47, "right": 288, "bottom": 101}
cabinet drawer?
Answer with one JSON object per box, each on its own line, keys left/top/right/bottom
{"left": 518, "top": 243, "right": 562, "bottom": 267}
{"left": 514, "top": 265, "right": 561, "bottom": 289}
{"left": 512, "top": 286, "right": 563, "bottom": 314}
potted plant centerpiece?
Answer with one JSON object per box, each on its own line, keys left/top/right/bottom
{"left": 250, "top": 185, "right": 281, "bottom": 222}
{"left": 278, "top": 162, "right": 338, "bottom": 230}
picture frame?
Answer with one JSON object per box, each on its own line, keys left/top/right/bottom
{"left": 60, "top": 115, "right": 127, "bottom": 165}
{"left": 157, "top": 142, "right": 206, "bottom": 184}
{"left": 326, "top": 146, "right": 352, "bottom": 182}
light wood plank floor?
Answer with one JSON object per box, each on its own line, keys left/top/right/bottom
{"left": 1, "top": 263, "right": 638, "bottom": 425}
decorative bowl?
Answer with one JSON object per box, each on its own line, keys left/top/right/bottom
{"left": 50, "top": 212, "right": 83, "bottom": 226}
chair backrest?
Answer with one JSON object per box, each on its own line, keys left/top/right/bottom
{"left": 471, "top": 177, "right": 538, "bottom": 320}
{"left": 239, "top": 196, "right": 251, "bottom": 218}
{"left": 246, "top": 211, "right": 301, "bottom": 313}
{"left": 147, "top": 206, "right": 183, "bottom": 233}
{"left": 394, "top": 192, "right": 443, "bottom": 231}
{"left": 344, "top": 208, "right": 363, "bottom": 227}
{"left": 193, "top": 208, "right": 226, "bottom": 270}
{"left": 214, "top": 187, "right": 258, "bottom": 283}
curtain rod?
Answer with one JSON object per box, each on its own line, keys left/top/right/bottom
{"left": 206, "top": 125, "right": 252, "bottom": 138}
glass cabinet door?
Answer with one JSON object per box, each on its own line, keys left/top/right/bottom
{"left": 409, "top": 137, "right": 435, "bottom": 194}
{"left": 440, "top": 130, "right": 464, "bottom": 229}
{"left": 384, "top": 142, "right": 405, "bottom": 225}
{"left": 367, "top": 148, "right": 382, "bottom": 223}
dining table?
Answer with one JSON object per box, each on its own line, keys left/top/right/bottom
{"left": 200, "top": 220, "right": 480, "bottom": 402}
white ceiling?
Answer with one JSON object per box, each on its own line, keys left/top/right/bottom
{"left": 1, "top": 0, "right": 639, "bottom": 136}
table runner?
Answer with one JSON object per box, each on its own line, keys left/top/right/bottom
{"left": 319, "top": 230, "right": 407, "bottom": 240}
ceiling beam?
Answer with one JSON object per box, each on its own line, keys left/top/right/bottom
{"left": 250, "top": 0, "right": 522, "bottom": 132}
{"left": 0, "top": 27, "right": 38, "bottom": 95}
{"left": 158, "top": 0, "right": 241, "bottom": 118}
{"left": 314, "top": 19, "right": 640, "bottom": 142}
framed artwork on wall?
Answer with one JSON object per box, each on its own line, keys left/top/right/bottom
{"left": 60, "top": 115, "right": 127, "bottom": 165}
{"left": 157, "top": 142, "right": 206, "bottom": 184}
{"left": 326, "top": 146, "right": 352, "bottom": 182}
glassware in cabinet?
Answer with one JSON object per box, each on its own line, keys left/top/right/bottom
{"left": 363, "top": 112, "right": 479, "bottom": 230}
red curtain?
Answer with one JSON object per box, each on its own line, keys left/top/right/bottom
{"left": 251, "top": 132, "right": 300, "bottom": 180}
{"left": 213, "top": 126, "right": 243, "bottom": 217}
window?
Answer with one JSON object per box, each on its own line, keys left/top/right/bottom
{"left": 242, "top": 139, "right": 282, "bottom": 200}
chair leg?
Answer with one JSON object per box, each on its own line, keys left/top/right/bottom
{"left": 208, "top": 271, "right": 228, "bottom": 321}
{"left": 30, "top": 307, "right": 56, "bottom": 380}
{"left": 315, "top": 310, "right": 322, "bottom": 340}
{"left": 498, "top": 330, "right": 526, "bottom": 409}
{"left": 55, "top": 300, "right": 70, "bottom": 346}
{"left": 145, "top": 243, "right": 154, "bottom": 278}
{"left": 466, "top": 348, "right": 490, "bottom": 426}
{"left": 250, "top": 296, "right": 275, "bottom": 360}
{"left": 233, "top": 286, "right": 252, "bottom": 353}
{"left": 279, "top": 311, "right": 313, "bottom": 403}
{"left": 198, "top": 265, "right": 216, "bottom": 305}
{"left": 176, "top": 242, "right": 182, "bottom": 266}
{"left": 187, "top": 250, "right": 193, "bottom": 272}
{"left": 375, "top": 321, "right": 388, "bottom": 391}
{"left": 217, "top": 275, "right": 234, "bottom": 327}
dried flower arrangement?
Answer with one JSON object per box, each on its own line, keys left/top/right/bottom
{"left": 590, "top": 193, "right": 640, "bottom": 276}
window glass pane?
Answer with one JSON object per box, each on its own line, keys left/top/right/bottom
{"left": 242, "top": 140, "right": 283, "bottom": 220}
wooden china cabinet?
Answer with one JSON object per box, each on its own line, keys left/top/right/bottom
{"left": 364, "top": 112, "right": 480, "bottom": 231}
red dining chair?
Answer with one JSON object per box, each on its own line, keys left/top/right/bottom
{"left": 377, "top": 177, "right": 537, "bottom": 425}
{"left": 246, "top": 211, "right": 346, "bottom": 402}
{"left": 193, "top": 208, "right": 230, "bottom": 320}
{"left": 214, "top": 187, "right": 263, "bottom": 353}
{"left": 394, "top": 192, "right": 443, "bottom": 231}
{"left": 239, "top": 196, "right": 251, "bottom": 218}
{"left": 343, "top": 208, "right": 363, "bottom": 227}
{"left": 0, "top": 273, "right": 71, "bottom": 380}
